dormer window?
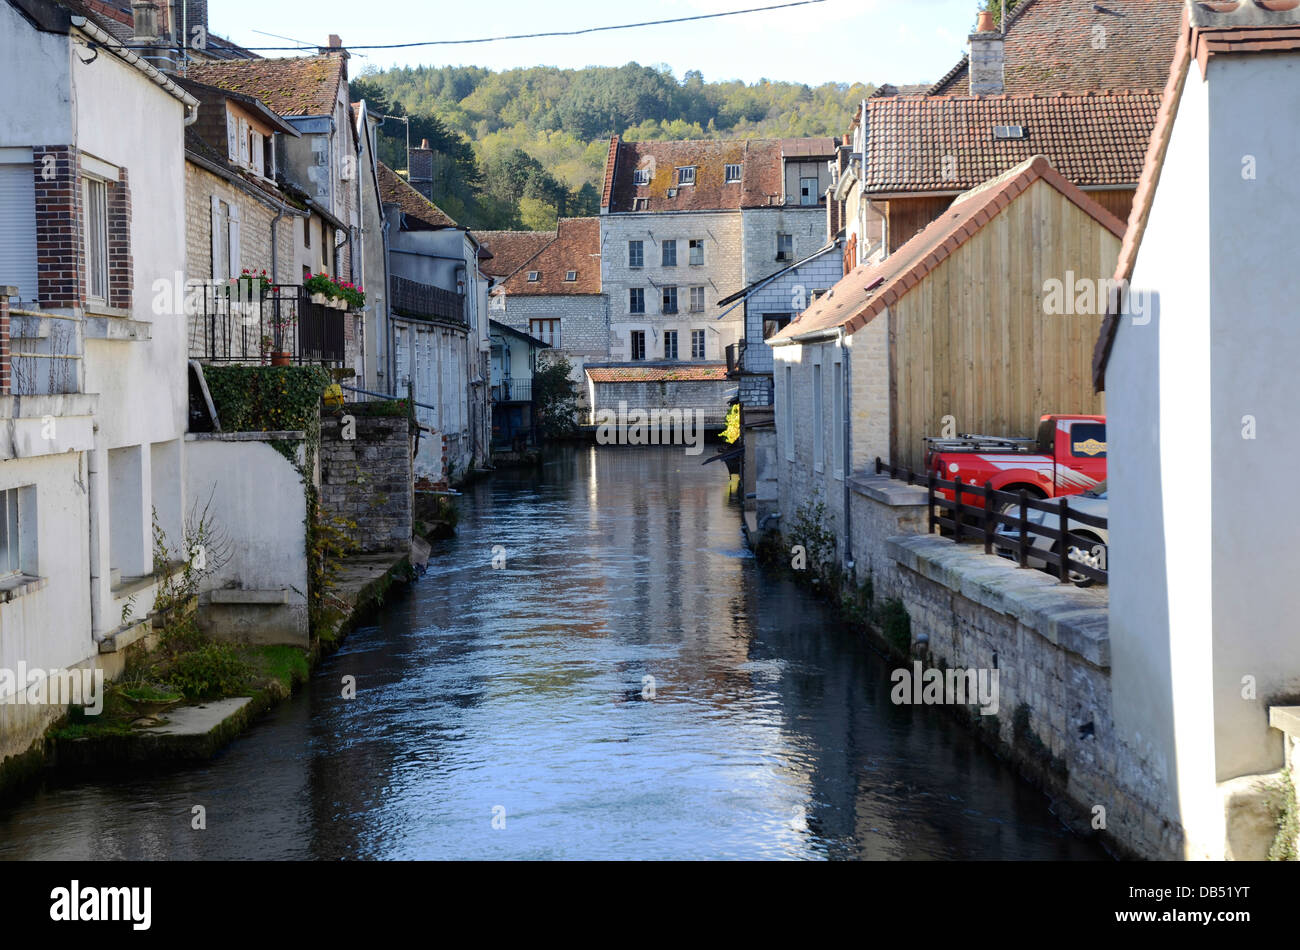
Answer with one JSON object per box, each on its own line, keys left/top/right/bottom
{"left": 676, "top": 166, "right": 696, "bottom": 186}
{"left": 633, "top": 197, "right": 649, "bottom": 211}
{"left": 565, "top": 270, "right": 577, "bottom": 281}
{"left": 633, "top": 168, "right": 650, "bottom": 186}
{"left": 725, "top": 164, "right": 742, "bottom": 182}
{"left": 527, "top": 271, "right": 539, "bottom": 282}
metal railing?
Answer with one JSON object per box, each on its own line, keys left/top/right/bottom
{"left": 189, "top": 283, "right": 345, "bottom": 365}
{"left": 491, "top": 378, "right": 532, "bottom": 403}
{"left": 874, "top": 457, "right": 1108, "bottom": 585}
{"left": 391, "top": 274, "right": 464, "bottom": 323}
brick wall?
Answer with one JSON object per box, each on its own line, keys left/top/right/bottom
{"left": 108, "top": 167, "right": 132, "bottom": 310}
{"left": 320, "top": 411, "right": 413, "bottom": 554}
{"left": 0, "top": 289, "right": 11, "bottom": 395}
{"left": 33, "top": 146, "right": 82, "bottom": 309}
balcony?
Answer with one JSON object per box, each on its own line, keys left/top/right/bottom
{"left": 391, "top": 275, "right": 465, "bottom": 323}
{"left": 491, "top": 378, "right": 533, "bottom": 403}
{"left": 189, "top": 284, "right": 345, "bottom": 366}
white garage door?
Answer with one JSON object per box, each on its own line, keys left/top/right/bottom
{"left": 0, "top": 163, "right": 38, "bottom": 305}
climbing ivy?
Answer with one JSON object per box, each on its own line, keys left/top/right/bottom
{"left": 203, "top": 365, "right": 331, "bottom": 435}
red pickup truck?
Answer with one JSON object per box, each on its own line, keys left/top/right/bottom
{"left": 925, "top": 414, "right": 1106, "bottom": 509}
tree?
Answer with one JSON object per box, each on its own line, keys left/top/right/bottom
{"left": 533, "top": 354, "right": 579, "bottom": 438}
{"left": 984, "top": 0, "right": 1019, "bottom": 27}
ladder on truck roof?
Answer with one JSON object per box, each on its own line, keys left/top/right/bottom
{"left": 924, "top": 434, "right": 1038, "bottom": 455}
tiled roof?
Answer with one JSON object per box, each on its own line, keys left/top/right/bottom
{"left": 1093, "top": 0, "right": 1300, "bottom": 390}
{"left": 602, "top": 136, "right": 837, "bottom": 213}
{"left": 586, "top": 365, "right": 729, "bottom": 383}
{"left": 497, "top": 219, "right": 601, "bottom": 295}
{"left": 186, "top": 55, "right": 347, "bottom": 117}
{"left": 869, "top": 83, "right": 932, "bottom": 98}
{"left": 863, "top": 90, "right": 1160, "bottom": 194}
{"left": 770, "top": 155, "right": 1126, "bottom": 343}
{"left": 376, "top": 162, "right": 458, "bottom": 230}
{"left": 929, "top": 0, "right": 1186, "bottom": 96}
{"left": 472, "top": 230, "right": 557, "bottom": 279}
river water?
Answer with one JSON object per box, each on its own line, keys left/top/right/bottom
{"left": 0, "top": 446, "right": 1102, "bottom": 860}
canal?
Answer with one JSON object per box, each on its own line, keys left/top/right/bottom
{"left": 0, "top": 446, "right": 1102, "bottom": 860}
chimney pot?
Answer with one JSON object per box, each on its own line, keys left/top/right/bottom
{"left": 420, "top": 138, "right": 430, "bottom": 149}
{"left": 976, "top": 9, "right": 996, "bottom": 33}
{"left": 969, "top": 8, "right": 1005, "bottom": 96}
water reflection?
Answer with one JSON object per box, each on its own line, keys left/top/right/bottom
{"left": 0, "top": 445, "right": 1101, "bottom": 860}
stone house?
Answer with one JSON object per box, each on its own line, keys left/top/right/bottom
{"left": 769, "top": 155, "right": 1123, "bottom": 562}
{"left": 379, "top": 162, "right": 490, "bottom": 483}
{"left": 1093, "top": 0, "right": 1300, "bottom": 860}
{"left": 480, "top": 218, "right": 608, "bottom": 411}
{"left": 0, "top": 0, "right": 201, "bottom": 758}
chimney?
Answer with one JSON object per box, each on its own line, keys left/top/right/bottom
{"left": 408, "top": 139, "right": 435, "bottom": 201}
{"left": 131, "top": 1, "right": 160, "bottom": 43}
{"left": 329, "top": 34, "right": 343, "bottom": 49}
{"left": 969, "top": 8, "right": 1005, "bottom": 96}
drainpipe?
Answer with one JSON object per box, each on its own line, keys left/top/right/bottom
{"left": 87, "top": 443, "right": 106, "bottom": 642}
{"left": 382, "top": 216, "right": 394, "bottom": 388}
{"left": 270, "top": 206, "right": 285, "bottom": 285}
{"left": 840, "top": 326, "right": 854, "bottom": 574}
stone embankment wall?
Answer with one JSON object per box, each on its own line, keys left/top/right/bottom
{"left": 320, "top": 412, "right": 413, "bottom": 554}
{"left": 836, "top": 474, "right": 1182, "bottom": 859}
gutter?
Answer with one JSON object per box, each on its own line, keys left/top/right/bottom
{"left": 69, "top": 16, "right": 199, "bottom": 123}
{"left": 840, "top": 325, "right": 853, "bottom": 571}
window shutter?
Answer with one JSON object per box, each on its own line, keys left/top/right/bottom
{"left": 210, "top": 196, "right": 223, "bottom": 280}
{"left": 226, "top": 112, "right": 239, "bottom": 162}
{"left": 227, "top": 203, "right": 241, "bottom": 277}
{"left": 239, "top": 119, "right": 250, "bottom": 166}
{"left": 0, "top": 164, "right": 38, "bottom": 304}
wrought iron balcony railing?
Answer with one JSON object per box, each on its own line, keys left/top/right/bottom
{"left": 188, "top": 283, "right": 345, "bottom": 366}
{"left": 491, "top": 378, "right": 533, "bottom": 403}
{"left": 391, "top": 274, "right": 465, "bottom": 323}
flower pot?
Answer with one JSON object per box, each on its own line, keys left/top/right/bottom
{"left": 330, "top": 298, "right": 348, "bottom": 310}
{"left": 271, "top": 351, "right": 292, "bottom": 367}
{"left": 310, "top": 293, "right": 329, "bottom": 306}
{"left": 123, "top": 694, "right": 183, "bottom": 719}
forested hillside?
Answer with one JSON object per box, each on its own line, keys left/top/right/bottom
{"left": 350, "top": 63, "right": 870, "bottom": 230}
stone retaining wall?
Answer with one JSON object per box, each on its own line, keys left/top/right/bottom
{"left": 320, "top": 413, "right": 413, "bottom": 554}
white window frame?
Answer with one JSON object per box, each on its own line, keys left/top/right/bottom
{"left": 800, "top": 176, "right": 819, "bottom": 206}
{"left": 688, "top": 286, "right": 705, "bottom": 313}
{"left": 688, "top": 239, "right": 704, "bottom": 266}
{"left": 0, "top": 486, "right": 33, "bottom": 579}
{"left": 813, "top": 361, "right": 824, "bottom": 473}
{"left": 663, "top": 329, "right": 678, "bottom": 361}
{"left": 776, "top": 233, "right": 793, "bottom": 262}
{"left": 628, "top": 240, "right": 644, "bottom": 268}
{"left": 530, "top": 318, "right": 560, "bottom": 348}
{"left": 83, "top": 176, "right": 109, "bottom": 303}
{"left": 725, "top": 163, "right": 742, "bottom": 183}
{"left": 630, "top": 330, "right": 646, "bottom": 361}
{"left": 527, "top": 271, "right": 539, "bottom": 282}
{"left": 661, "top": 285, "right": 678, "bottom": 315}
{"left": 564, "top": 270, "right": 577, "bottom": 281}
{"left": 633, "top": 168, "right": 650, "bottom": 185}
{"left": 661, "top": 239, "right": 677, "bottom": 267}
{"left": 629, "top": 287, "right": 645, "bottom": 315}
{"left": 677, "top": 166, "right": 696, "bottom": 186}
{"left": 691, "top": 329, "right": 706, "bottom": 360}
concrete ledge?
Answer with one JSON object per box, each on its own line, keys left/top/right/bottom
{"left": 1270, "top": 706, "right": 1300, "bottom": 738}
{"left": 186, "top": 430, "right": 306, "bottom": 442}
{"left": 849, "top": 473, "right": 930, "bottom": 507}
{"left": 97, "top": 618, "right": 152, "bottom": 654}
{"left": 209, "top": 588, "right": 290, "bottom": 606}
{"left": 83, "top": 316, "right": 151, "bottom": 341}
{"left": 886, "top": 534, "right": 1110, "bottom": 668}
{"left": 0, "top": 575, "right": 47, "bottom": 603}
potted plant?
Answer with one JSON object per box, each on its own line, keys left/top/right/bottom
{"left": 337, "top": 280, "right": 366, "bottom": 311}
{"left": 304, "top": 272, "right": 338, "bottom": 306}
{"left": 227, "top": 268, "right": 272, "bottom": 301}
{"left": 268, "top": 314, "right": 294, "bottom": 366}
{"left": 119, "top": 682, "right": 184, "bottom": 719}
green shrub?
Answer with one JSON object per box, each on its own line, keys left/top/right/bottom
{"left": 165, "top": 643, "right": 253, "bottom": 700}
{"left": 203, "top": 365, "right": 330, "bottom": 433}
{"left": 1269, "top": 769, "right": 1299, "bottom": 861}
{"left": 880, "top": 598, "right": 911, "bottom": 654}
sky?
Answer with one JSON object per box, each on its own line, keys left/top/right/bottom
{"left": 210, "top": 0, "right": 979, "bottom": 88}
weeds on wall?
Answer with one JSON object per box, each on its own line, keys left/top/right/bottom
{"left": 1269, "top": 768, "right": 1299, "bottom": 861}
{"left": 203, "top": 365, "right": 332, "bottom": 437}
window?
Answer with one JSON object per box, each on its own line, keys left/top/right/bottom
{"left": 530, "top": 318, "right": 560, "bottom": 347}
{"left": 304, "top": 216, "right": 310, "bottom": 248}
{"left": 250, "top": 130, "right": 265, "bottom": 176}
{"left": 677, "top": 166, "right": 696, "bottom": 185}
{"left": 83, "top": 177, "right": 108, "bottom": 301}
{"left": 689, "top": 286, "right": 705, "bottom": 313}
{"left": 664, "top": 330, "right": 678, "bottom": 360}
{"left": 661, "top": 286, "right": 678, "bottom": 314}
{"left": 833, "top": 361, "right": 844, "bottom": 478}
{"left": 0, "top": 161, "right": 38, "bottom": 303}
{"left": 565, "top": 270, "right": 577, "bottom": 282}
{"left": 527, "top": 271, "right": 539, "bottom": 282}
{"left": 628, "top": 240, "right": 644, "bottom": 268}
{"left": 633, "top": 168, "right": 650, "bottom": 185}
{"left": 763, "top": 313, "right": 791, "bottom": 339}
{"left": 1070, "top": 422, "right": 1107, "bottom": 458}
{"left": 813, "top": 362, "right": 824, "bottom": 472}
{"left": 725, "top": 163, "right": 742, "bottom": 182}
{"left": 629, "top": 287, "right": 645, "bottom": 314}
{"left": 776, "top": 233, "right": 793, "bottom": 261}
{"left": 661, "top": 239, "right": 677, "bottom": 267}
{"left": 630, "top": 330, "right": 646, "bottom": 361}
{"left": 688, "top": 239, "right": 704, "bottom": 266}
{"left": 691, "top": 329, "right": 706, "bottom": 360}
{"left": 784, "top": 366, "right": 794, "bottom": 460}
{"left": 633, "top": 197, "right": 649, "bottom": 211}
{"left": 0, "top": 486, "right": 32, "bottom": 579}
{"left": 800, "top": 176, "right": 819, "bottom": 206}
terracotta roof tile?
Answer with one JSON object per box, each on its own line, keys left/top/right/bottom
{"left": 471, "top": 230, "right": 557, "bottom": 279}
{"left": 603, "top": 136, "right": 837, "bottom": 213}
{"left": 864, "top": 90, "right": 1160, "bottom": 193}
{"left": 497, "top": 218, "right": 601, "bottom": 295}
{"left": 376, "top": 162, "right": 458, "bottom": 229}
{"left": 586, "top": 365, "right": 728, "bottom": 383}
{"left": 930, "top": 0, "right": 1186, "bottom": 96}
{"left": 771, "top": 155, "right": 1125, "bottom": 343}
{"left": 186, "top": 54, "right": 347, "bottom": 117}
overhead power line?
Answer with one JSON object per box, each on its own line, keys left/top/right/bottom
{"left": 213, "top": 0, "right": 831, "bottom": 51}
